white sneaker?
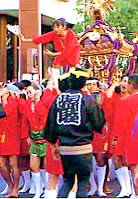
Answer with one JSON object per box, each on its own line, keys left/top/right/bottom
{"left": 19, "top": 183, "right": 30, "bottom": 193}
{"left": 117, "top": 189, "right": 128, "bottom": 198}
{"left": 87, "top": 189, "right": 97, "bottom": 196}
{"left": 68, "top": 191, "right": 76, "bottom": 198}
{"left": 0, "top": 185, "right": 9, "bottom": 194}
{"left": 97, "top": 190, "right": 107, "bottom": 197}
{"left": 47, "top": 189, "right": 57, "bottom": 199}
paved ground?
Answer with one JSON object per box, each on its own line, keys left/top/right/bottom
{"left": 0, "top": 173, "right": 121, "bottom": 198}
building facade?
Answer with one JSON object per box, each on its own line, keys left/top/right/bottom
{"left": 0, "top": 0, "right": 78, "bottom": 82}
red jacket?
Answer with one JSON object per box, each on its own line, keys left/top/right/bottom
{"left": 112, "top": 94, "right": 138, "bottom": 164}
{"left": 0, "top": 96, "right": 20, "bottom": 155}
{"left": 33, "top": 29, "right": 80, "bottom": 66}
{"left": 21, "top": 88, "right": 58, "bottom": 139}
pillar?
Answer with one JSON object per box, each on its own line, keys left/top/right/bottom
{"left": 19, "top": 0, "right": 41, "bottom": 81}
{"left": 0, "top": 15, "right": 7, "bottom": 82}
{"left": 13, "top": 32, "right": 18, "bottom": 81}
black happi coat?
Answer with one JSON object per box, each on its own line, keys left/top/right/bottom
{"left": 44, "top": 89, "right": 105, "bottom": 146}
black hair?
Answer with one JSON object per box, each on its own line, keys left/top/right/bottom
{"left": 121, "top": 73, "right": 129, "bottom": 81}
{"left": 58, "top": 77, "right": 70, "bottom": 92}
{"left": 115, "top": 73, "right": 130, "bottom": 93}
{"left": 89, "top": 77, "right": 99, "bottom": 81}
{"left": 69, "top": 68, "right": 87, "bottom": 90}
{"left": 21, "top": 80, "right": 32, "bottom": 88}
{"left": 20, "top": 93, "right": 26, "bottom": 100}
{"left": 128, "top": 75, "right": 138, "bottom": 89}
{"left": 13, "top": 81, "right": 24, "bottom": 90}
{"left": 41, "top": 80, "right": 49, "bottom": 88}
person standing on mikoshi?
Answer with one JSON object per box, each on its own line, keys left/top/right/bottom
{"left": 19, "top": 17, "right": 80, "bottom": 86}
{"left": 44, "top": 67, "right": 106, "bottom": 198}
{"left": 21, "top": 81, "right": 57, "bottom": 198}
{"left": 0, "top": 85, "right": 21, "bottom": 198}
{"left": 105, "top": 74, "right": 132, "bottom": 198}
{"left": 112, "top": 75, "right": 138, "bottom": 198}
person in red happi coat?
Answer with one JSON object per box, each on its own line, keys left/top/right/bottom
{"left": 113, "top": 75, "right": 138, "bottom": 198}
{"left": 19, "top": 17, "right": 80, "bottom": 88}
{"left": 21, "top": 81, "right": 58, "bottom": 198}
{"left": 85, "top": 77, "right": 110, "bottom": 197}
{"left": 0, "top": 85, "right": 21, "bottom": 198}
{"left": 20, "top": 18, "right": 80, "bottom": 69}
{"left": 105, "top": 75, "right": 132, "bottom": 198}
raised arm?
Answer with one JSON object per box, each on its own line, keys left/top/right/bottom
{"left": 106, "top": 82, "right": 119, "bottom": 98}
{"left": 18, "top": 32, "right": 33, "bottom": 42}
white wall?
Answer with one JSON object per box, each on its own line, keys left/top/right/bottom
{"left": 40, "top": 0, "right": 78, "bottom": 24}
{"left": 0, "top": 0, "right": 19, "bottom": 10}
{"left": 0, "top": 0, "right": 79, "bottom": 24}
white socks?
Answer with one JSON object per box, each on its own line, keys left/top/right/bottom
{"left": 108, "top": 158, "right": 116, "bottom": 181}
{"left": 68, "top": 190, "right": 76, "bottom": 198}
{"left": 88, "top": 156, "right": 97, "bottom": 196}
{"left": 44, "top": 189, "right": 57, "bottom": 199}
{"left": 52, "top": 68, "right": 60, "bottom": 89}
{"left": 129, "top": 170, "right": 136, "bottom": 198}
{"left": 31, "top": 171, "right": 43, "bottom": 198}
{"left": 0, "top": 184, "right": 9, "bottom": 194}
{"left": 115, "top": 167, "right": 129, "bottom": 197}
{"left": 57, "top": 175, "right": 64, "bottom": 192}
{"left": 97, "top": 165, "right": 107, "bottom": 197}
{"left": 19, "top": 170, "right": 30, "bottom": 192}
{"left": 29, "top": 179, "right": 36, "bottom": 194}
{"left": 88, "top": 171, "right": 97, "bottom": 196}
{"left": 92, "top": 155, "right": 97, "bottom": 174}
{"left": 123, "top": 167, "right": 132, "bottom": 196}
{"left": 40, "top": 169, "right": 48, "bottom": 190}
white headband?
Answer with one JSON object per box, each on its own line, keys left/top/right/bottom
{"left": 86, "top": 79, "right": 98, "bottom": 84}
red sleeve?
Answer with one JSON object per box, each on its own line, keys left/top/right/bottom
{"left": 33, "top": 31, "right": 55, "bottom": 44}
{"left": 41, "top": 88, "right": 57, "bottom": 109}
{"left": 35, "top": 100, "right": 47, "bottom": 118}
{"left": 53, "top": 29, "right": 80, "bottom": 65}
{"left": 102, "top": 94, "right": 113, "bottom": 120}
{"left": 111, "top": 100, "right": 130, "bottom": 141}
{"left": 3, "top": 96, "right": 17, "bottom": 116}
{"left": 52, "top": 88, "right": 58, "bottom": 96}
{"left": 102, "top": 93, "right": 119, "bottom": 131}
{"left": 21, "top": 113, "right": 30, "bottom": 139}
{"left": 82, "top": 90, "right": 89, "bottom": 95}
{"left": 18, "top": 98, "right": 26, "bottom": 115}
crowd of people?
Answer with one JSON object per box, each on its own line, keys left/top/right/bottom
{"left": 0, "top": 68, "right": 137, "bottom": 198}
{"left": 0, "top": 17, "right": 137, "bottom": 199}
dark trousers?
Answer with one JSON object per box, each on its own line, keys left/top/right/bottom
{"left": 57, "top": 153, "right": 92, "bottom": 198}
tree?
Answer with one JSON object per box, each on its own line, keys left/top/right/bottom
{"left": 73, "top": 0, "right": 138, "bottom": 41}
{"left": 106, "top": 0, "right": 138, "bottom": 41}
